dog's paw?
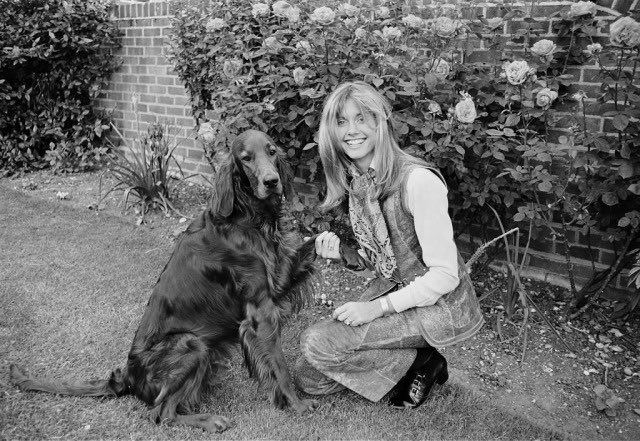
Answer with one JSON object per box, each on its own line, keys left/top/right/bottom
{"left": 206, "top": 415, "right": 232, "bottom": 433}
{"left": 292, "top": 398, "right": 319, "bottom": 413}
{"left": 191, "top": 414, "right": 231, "bottom": 433}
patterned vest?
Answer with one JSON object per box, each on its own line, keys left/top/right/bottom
{"left": 355, "top": 161, "right": 484, "bottom": 347}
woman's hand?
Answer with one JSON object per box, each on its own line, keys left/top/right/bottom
{"left": 332, "top": 301, "right": 383, "bottom": 327}
{"left": 315, "top": 231, "right": 341, "bottom": 260}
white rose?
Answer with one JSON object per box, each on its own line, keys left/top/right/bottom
{"left": 431, "top": 58, "right": 451, "bottom": 77}
{"left": 206, "top": 17, "right": 226, "bottom": 32}
{"left": 428, "top": 101, "right": 442, "bottom": 114}
{"left": 293, "top": 67, "right": 306, "bottom": 86}
{"left": 286, "top": 7, "right": 301, "bottom": 23}
{"left": 309, "top": 6, "right": 336, "bottom": 26}
{"left": 198, "top": 122, "right": 216, "bottom": 144}
{"left": 376, "top": 6, "right": 390, "bottom": 19}
{"left": 272, "top": 1, "right": 292, "bottom": 18}
{"left": 502, "top": 60, "right": 532, "bottom": 85}
{"left": 536, "top": 88, "right": 558, "bottom": 108}
{"left": 251, "top": 3, "right": 269, "bottom": 18}
{"left": 354, "top": 27, "right": 367, "bottom": 40}
{"left": 222, "top": 59, "right": 242, "bottom": 79}
{"left": 531, "top": 39, "right": 557, "bottom": 57}
{"left": 610, "top": 16, "right": 640, "bottom": 48}
{"left": 455, "top": 96, "right": 477, "bottom": 124}
{"left": 340, "top": 3, "right": 359, "bottom": 17}
{"left": 382, "top": 26, "right": 402, "bottom": 40}
{"left": 343, "top": 17, "right": 358, "bottom": 29}
{"left": 434, "top": 16, "right": 458, "bottom": 38}
{"left": 402, "top": 14, "right": 423, "bottom": 29}
{"left": 584, "top": 42, "right": 603, "bottom": 55}
{"left": 568, "top": 1, "right": 597, "bottom": 18}
{"left": 571, "top": 90, "right": 588, "bottom": 101}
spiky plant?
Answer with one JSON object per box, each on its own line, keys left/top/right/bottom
{"left": 102, "top": 121, "right": 188, "bottom": 219}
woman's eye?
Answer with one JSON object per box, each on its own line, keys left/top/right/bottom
{"left": 241, "top": 155, "right": 251, "bottom": 162}
{"left": 337, "top": 119, "right": 346, "bottom": 126}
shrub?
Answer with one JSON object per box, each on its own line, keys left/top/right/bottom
{"left": 169, "top": 0, "right": 640, "bottom": 312}
{"left": 0, "top": 0, "right": 121, "bottom": 174}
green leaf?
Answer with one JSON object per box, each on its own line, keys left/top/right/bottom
{"left": 618, "top": 217, "right": 631, "bottom": 227}
{"left": 612, "top": 114, "right": 629, "bottom": 131}
{"left": 628, "top": 183, "right": 640, "bottom": 195}
{"left": 619, "top": 161, "right": 634, "bottom": 179}
{"left": 602, "top": 192, "right": 619, "bottom": 206}
{"left": 505, "top": 114, "right": 521, "bottom": 127}
{"left": 538, "top": 181, "right": 552, "bottom": 192}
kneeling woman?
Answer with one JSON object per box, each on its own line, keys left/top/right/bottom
{"left": 294, "top": 81, "right": 484, "bottom": 408}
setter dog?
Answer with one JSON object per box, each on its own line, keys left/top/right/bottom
{"left": 10, "top": 129, "right": 321, "bottom": 432}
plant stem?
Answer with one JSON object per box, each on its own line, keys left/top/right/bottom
{"left": 570, "top": 223, "right": 640, "bottom": 319}
{"left": 561, "top": 214, "right": 578, "bottom": 299}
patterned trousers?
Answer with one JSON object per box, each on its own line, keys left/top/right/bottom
{"left": 293, "top": 308, "right": 430, "bottom": 402}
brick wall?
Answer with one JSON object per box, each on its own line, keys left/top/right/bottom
{"left": 95, "top": 0, "right": 212, "bottom": 176}
{"left": 95, "top": 0, "right": 638, "bottom": 296}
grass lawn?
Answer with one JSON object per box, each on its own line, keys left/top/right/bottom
{"left": 0, "top": 186, "right": 558, "bottom": 440}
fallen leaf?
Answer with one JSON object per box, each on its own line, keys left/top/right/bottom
{"left": 609, "top": 328, "right": 623, "bottom": 337}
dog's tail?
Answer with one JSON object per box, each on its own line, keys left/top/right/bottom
{"left": 9, "top": 364, "right": 130, "bottom": 398}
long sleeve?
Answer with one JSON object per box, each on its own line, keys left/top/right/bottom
{"left": 386, "top": 168, "right": 460, "bottom": 313}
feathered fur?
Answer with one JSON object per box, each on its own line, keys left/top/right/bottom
{"left": 10, "top": 129, "right": 318, "bottom": 433}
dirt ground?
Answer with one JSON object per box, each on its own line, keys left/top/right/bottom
{"left": 4, "top": 169, "right": 640, "bottom": 440}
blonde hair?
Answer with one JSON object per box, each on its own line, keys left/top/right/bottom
{"left": 318, "top": 81, "right": 425, "bottom": 210}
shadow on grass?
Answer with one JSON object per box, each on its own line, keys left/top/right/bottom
{"left": 0, "top": 186, "right": 559, "bottom": 440}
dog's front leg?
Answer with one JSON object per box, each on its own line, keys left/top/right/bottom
{"left": 239, "top": 299, "right": 318, "bottom": 413}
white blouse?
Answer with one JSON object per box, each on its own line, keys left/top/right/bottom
{"left": 386, "top": 167, "right": 460, "bottom": 313}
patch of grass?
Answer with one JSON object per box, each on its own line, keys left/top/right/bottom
{"left": 0, "top": 186, "right": 558, "bottom": 440}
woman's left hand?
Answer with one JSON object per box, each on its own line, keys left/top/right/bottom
{"left": 332, "top": 301, "right": 383, "bottom": 327}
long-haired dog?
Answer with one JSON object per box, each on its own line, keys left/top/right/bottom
{"left": 10, "top": 129, "right": 320, "bottom": 432}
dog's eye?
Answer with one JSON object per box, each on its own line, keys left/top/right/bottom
{"left": 269, "top": 146, "right": 277, "bottom": 156}
{"left": 241, "top": 155, "right": 251, "bottom": 162}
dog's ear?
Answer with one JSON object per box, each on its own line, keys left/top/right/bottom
{"left": 209, "top": 156, "right": 235, "bottom": 218}
{"left": 276, "top": 151, "right": 294, "bottom": 199}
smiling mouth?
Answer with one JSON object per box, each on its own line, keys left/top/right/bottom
{"left": 345, "top": 138, "right": 366, "bottom": 146}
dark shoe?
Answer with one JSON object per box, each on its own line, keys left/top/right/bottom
{"left": 389, "top": 349, "right": 448, "bottom": 409}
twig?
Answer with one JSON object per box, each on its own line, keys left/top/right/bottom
{"left": 520, "top": 318, "right": 529, "bottom": 364}
{"left": 496, "top": 311, "right": 505, "bottom": 342}
{"left": 566, "top": 323, "right": 589, "bottom": 335}
{"left": 478, "top": 287, "right": 500, "bottom": 303}
{"left": 526, "top": 292, "right": 574, "bottom": 352}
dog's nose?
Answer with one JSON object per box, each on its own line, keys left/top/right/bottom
{"left": 263, "top": 176, "right": 280, "bottom": 188}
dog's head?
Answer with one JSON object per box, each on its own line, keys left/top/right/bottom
{"left": 209, "top": 129, "right": 293, "bottom": 218}
{"left": 231, "top": 130, "right": 288, "bottom": 200}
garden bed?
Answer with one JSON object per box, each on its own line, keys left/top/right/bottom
{"left": 3, "top": 170, "right": 640, "bottom": 440}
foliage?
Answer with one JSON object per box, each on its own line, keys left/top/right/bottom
{"left": 0, "top": 0, "right": 120, "bottom": 174}
{"left": 104, "top": 110, "right": 188, "bottom": 221}
{"left": 168, "top": 0, "right": 640, "bottom": 310}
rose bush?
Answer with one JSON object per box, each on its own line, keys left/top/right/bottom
{"left": 169, "top": 0, "right": 639, "bottom": 307}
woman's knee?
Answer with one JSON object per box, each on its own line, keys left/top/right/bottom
{"left": 300, "top": 321, "right": 354, "bottom": 368}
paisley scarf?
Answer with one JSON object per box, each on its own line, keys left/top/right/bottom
{"left": 348, "top": 167, "right": 401, "bottom": 282}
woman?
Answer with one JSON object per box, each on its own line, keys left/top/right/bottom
{"left": 294, "top": 81, "right": 484, "bottom": 409}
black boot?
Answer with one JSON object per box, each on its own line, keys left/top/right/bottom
{"left": 389, "top": 348, "right": 448, "bottom": 409}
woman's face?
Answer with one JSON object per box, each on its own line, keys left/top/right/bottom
{"left": 336, "top": 98, "right": 377, "bottom": 172}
